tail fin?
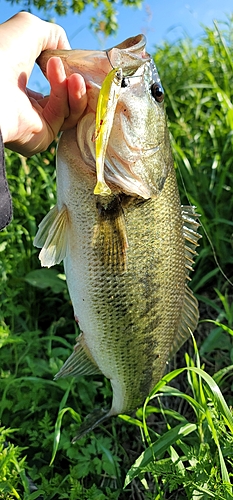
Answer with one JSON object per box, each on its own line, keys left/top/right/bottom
{"left": 72, "top": 408, "right": 111, "bottom": 442}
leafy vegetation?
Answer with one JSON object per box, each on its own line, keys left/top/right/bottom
{"left": 1, "top": 18, "right": 233, "bottom": 500}
{"left": 154, "top": 19, "right": 233, "bottom": 292}
{"left": 124, "top": 336, "right": 233, "bottom": 499}
{"left": 4, "top": 0, "right": 142, "bottom": 35}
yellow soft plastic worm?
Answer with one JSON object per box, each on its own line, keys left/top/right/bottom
{"left": 93, "top": 67, "right": 123, "bottom": 196}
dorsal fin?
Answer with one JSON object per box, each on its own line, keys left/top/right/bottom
{"left": 33, "top": 204, "right": 69, "bottom": 268}
{"left": 181, "top": 205, "right": 201, "bottom": 271}
{"left": 182, "top": 205, "right": 201, "bottom": 279}
{"left": 169, "top": 285, "right": 199, "bottom": 358}
{"left": 169, "top": 205, "right": 201, "bottom": 358}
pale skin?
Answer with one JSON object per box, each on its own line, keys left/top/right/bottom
{"left": 0, "top": 11, "right": 87, "bottom": 156}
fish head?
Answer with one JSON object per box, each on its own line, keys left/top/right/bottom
{"left": 37, "top": 35, "right": 173, "bottom": 198}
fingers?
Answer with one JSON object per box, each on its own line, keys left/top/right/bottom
{"left": 0, "top": 12, "right": 71, "bottom": 76}
{"left": 61, "top": 72, "right": 87, "bottom": 131}
{"left": 42, "top": 56, "right": 87, "bottom": 136}
{"left": 1, "top": 12, "right": 87, "bottom": 156}
{"left": 26, "top": 88, "right": 45, "bottom": 100}
{"left": 42, "top": 56, "right": 69, "bottom": 141}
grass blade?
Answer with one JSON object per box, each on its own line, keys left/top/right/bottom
{"left": 124, "top": 423, "right": 196, "bottom": 487}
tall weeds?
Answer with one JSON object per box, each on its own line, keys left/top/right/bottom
{"left": 0, "top": 19, "right": 233, "bottom": 499}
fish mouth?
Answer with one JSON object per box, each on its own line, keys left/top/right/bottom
{"left": 37, "top": 34, "right": 150, "bottom": 81}
{"left": 37, "top": 35, "right": 167, "bottom": 199}
{"left": 106, "top": 34, "right": 151, "bottom": 74}
{"left": 114, "top": 34, "right": 147, "bottom": 50}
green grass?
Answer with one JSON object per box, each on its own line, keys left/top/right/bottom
{"left": 124, "top": 335, "right": 233, "bottom": 499}
{"left": 1, "top": 18, "right": 233, "bottom": 499}
{"left": 154, "top": 18, "right": 233, "bottom": 293}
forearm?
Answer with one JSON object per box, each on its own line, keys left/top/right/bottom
{"left": 0, "top": 130, "right": 12, "bottom": 230}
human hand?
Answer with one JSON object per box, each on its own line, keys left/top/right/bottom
{"left": 0, "top": 11, "right": 87, "bottom": 156}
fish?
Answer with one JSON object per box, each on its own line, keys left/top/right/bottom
{"left": 34, "top": 34, "right": 200, "bottom": 440}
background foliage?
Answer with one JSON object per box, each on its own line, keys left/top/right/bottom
{"left": 4, "top": 0, "right": 142, "bottom": 35}
{"left": 1, "top": 16, "right": 233, "bottom": 500}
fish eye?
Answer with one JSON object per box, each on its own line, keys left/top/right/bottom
{"left": 151, "top": 83, "right": 164, "bottom": 103}
{"left": 121, "top": 77, "right": 129, "bottom": 88}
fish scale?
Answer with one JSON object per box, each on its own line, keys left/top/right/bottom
{"left": 34, "top": 34, "right": 200, "bottom": 439}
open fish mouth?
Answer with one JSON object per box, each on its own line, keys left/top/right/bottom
{"left": 76, "top": 55, "right": 168, "bottom": 198}
{"left": 37, "top": 34, "right": 167, "bottom": 199}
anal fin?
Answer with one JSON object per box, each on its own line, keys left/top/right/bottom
{"left": 54, "top": 335, "right": 102, "bottom": 380}
{"left": 33, "top": 204, "right": 69, "bottom": 267}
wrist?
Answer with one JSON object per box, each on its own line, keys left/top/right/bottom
{"left": 0, "top": 51, "right": 17, "bottom": 144}
{"left": 0, "top": 90, "right": 15, "bottom": 144}
{"left": 0, "top": 109, "right": 10, "bottom": 144}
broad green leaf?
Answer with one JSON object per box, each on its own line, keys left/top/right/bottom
{"left": 25, "top": 268, "right": 67, "bottom": 293}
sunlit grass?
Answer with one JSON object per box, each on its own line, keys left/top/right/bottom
{"left": 124, "top": 335, "right": 233, "bottom": 498}
{"left": 0, "top": 18, "right": 233, "bottom": 499}
{"left": 154, "top": 18, "right": 233, "bottom": 292}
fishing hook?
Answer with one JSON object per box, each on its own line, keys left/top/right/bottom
{"left": 105, "top": 50, "right": 135, "bottom": 88}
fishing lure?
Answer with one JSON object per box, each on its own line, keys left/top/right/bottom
{"left": 93, "top": 67, "right": 123, "bottom": 196}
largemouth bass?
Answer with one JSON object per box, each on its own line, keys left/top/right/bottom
{"left": 34, "top": 35, "right": 200, "bottom": 439}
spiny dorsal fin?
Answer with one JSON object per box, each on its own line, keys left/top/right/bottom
{"left": 168, "top": 206, "right": 201, "bottom": 358}
{"left": 182, "top": 205, "right": 201, "bottom": 279}
{"left": 92, "top": 194, "right": 128, "bottom": 273}
{"left": 54, "top": 334, "right": 102, "bottom": 380}
{"left": 33, "top": 204, "right": 69, "bottom": 268}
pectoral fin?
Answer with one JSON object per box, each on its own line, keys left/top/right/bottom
{"left": 33, "top": 204, "right": 69, "bottom": 268}
{"left": 92, "top": 195, "right": 128, "bottom": 273}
